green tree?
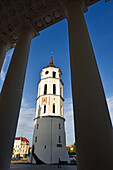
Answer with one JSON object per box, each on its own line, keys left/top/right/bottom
{"left": 67, "top": 142, "right": 76, "bottom": 155}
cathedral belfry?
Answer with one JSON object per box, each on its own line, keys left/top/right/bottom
{"left": 31, "top": 53, "right": 70, "bottom": 164}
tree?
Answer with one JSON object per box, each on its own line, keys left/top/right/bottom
{"left": 67, "top": 142, "right": 76, "bottom": 155}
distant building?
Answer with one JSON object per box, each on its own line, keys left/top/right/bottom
{"left": 66, "top": 146, "right": 74, "bottom": 152}
{"left": 12, "top": 137, "right": 29, "bottom": 158}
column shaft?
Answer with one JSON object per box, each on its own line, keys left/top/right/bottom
{"left": 66, "top": 1, "right": 113, "bottom": 170}
{"left": 0, "top": 40, "right": 8, "bottom": 73}
{"left": 0, "top": 26, "right": 33, "bottom": 170}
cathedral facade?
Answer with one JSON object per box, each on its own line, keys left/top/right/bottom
{"left": 31, "top": 54, "right": 70, "bottom": 164}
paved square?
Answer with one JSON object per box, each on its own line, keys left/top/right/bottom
{"left": 10, "top": 163, "right": 77, "bottom": 170}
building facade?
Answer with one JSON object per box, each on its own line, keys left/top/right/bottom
{"left": 12, "top": 137, "right": 29, "bottom": 158}
{"left": 31, "top": 54, "right": 70, "bottom": 164}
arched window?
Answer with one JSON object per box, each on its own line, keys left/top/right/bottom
{"left": 44, "top": 84, "right": 47, "bottom": 94}
{"left": 44, "top": 105, "right": 46, "bottom": 113}
{"left": 53, "top": 84, "right": 56, "bottom": 94}
{"left": 60, "top": 87, "right": 62, "bottom": 97}
{"left": 53, "top": 104, "right": 55, "bottom": 113}
{"left": 53, "top": 71, "right": 56, "bottom": 78}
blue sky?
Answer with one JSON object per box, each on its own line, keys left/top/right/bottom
{"left": 0, "top": 0, "right": 113, "bottom": 146}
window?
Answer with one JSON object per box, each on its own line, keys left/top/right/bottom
{"left": 45, "top": 71, "right": 49, "bottom": 74}
{"left": 59, "top": 123, "right": 61, "bottom": 129}
{"left": 53, "top": 71, "right": 56, "bottom": 78}
{"left": 44, "top": 145, "right": 46, "bottom": 149}
{"left": 57, "top": 144, "right": 62, "bottom": 147}
{"left": 61, "top": 105, "right": 62, "bottom": 116}
{"left": 53, "top": 84, "right": 56, "bottom": 94}
{"left": 44, "top": 84, "right": 47, "bottom": 94}
{"left": 37, "top": 124, "right": 39, "bottom": 129}
{"left": 60, "top": 87, "right": 62, "bottom": 96}
{"left": 53, "top": 104, "right": 55, "bottom": 113}
{"left": 44, "top": 105, "right": 46, "bottom": 113}
{"left": 35, "top": 137, "right": 37, "bottom": 143}
{"left": 59, "top": 136, "right": 61, "bottom": 143}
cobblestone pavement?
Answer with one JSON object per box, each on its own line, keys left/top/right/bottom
{"left": 10, "top": 163, "right": 77, "bottom": 170}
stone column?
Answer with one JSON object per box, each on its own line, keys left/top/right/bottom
{"left": 65, "top": 1, "right": 113, "bottom": 170}
{"left": 0, "top": 25, "right": 34, "bottom": 170}
{"left": 0, "top": 40, "right": 8, "bottom": 72}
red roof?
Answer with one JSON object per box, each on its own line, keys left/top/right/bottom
{"left": 66, "top": 146, "right": 73, "bottom": 148}
{"left": 15, "top": 137, "right": 29, "bottom": 144}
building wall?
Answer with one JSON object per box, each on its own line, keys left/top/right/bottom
{"left": 36, "top": 95, "right": 64, "bottom": 118}
{"left": 36, "top": 66, "right": 64, "bottom": 118}
{"left": 32, "top": 65, "right": 69, "bottom": 164}
{"left": 12, "top": 138, "right": 29, "bottom": 158}
{"left": 32, "top": 116, "right": 69, "bottom": 164}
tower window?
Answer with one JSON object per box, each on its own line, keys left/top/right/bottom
{"left": 44, "top": 145, "right": 46, "bottom": 149}
{"left": 44, "top": 84, "right": 47, "bottom": 94}
{"left": 59, "top": 123, "right": 61, "bottom": 129}
{"left": 61, "top": 105, "right": 62, "bottom": 116}
{"left": 59, "top": 136, "right": 61, "bottom": 143}
{"left": 60, "top": 87, "right": 62, "bottom": 97}
{"left": 44, "top": 105, "right": 46, "bottom": 113}
{"left": 53, "top": 84, "right": 56, "bottom": 94}
{"left": 35, "top": 137, "right": 37, "bottom": 143}
{"left": 53, "top": 71, "right": 56, "bottom": 78}
{"left": 53, "top": 104, "right": 55, "bottom": 113}
{"left": 45, "top": 71, "right": 49, "bottom": 74}
{"left": 37, "top": 124, "right": 39, "bottom": 129}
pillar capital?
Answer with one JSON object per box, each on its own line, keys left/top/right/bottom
{"left": 0, "top": 39, "right": 10, "bottom": 72}
{"left": 60, "top": 0, "right": 87, "bottom": 17}
{"left": 16, "top": 21, "right": 39, "bottom": 43}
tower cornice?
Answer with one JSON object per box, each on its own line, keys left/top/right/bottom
{"left": 38, "top": 77, "right": 64, "bottom": 85}
{"left": 36, "top": 94, "right": 65, "bottom": 101}
{"left": 34, "top": 115, "right": 65, "bottom": 121}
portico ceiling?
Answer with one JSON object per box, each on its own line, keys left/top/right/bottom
{"left": 0, "top": 0, "right": 101, "bottom": 48}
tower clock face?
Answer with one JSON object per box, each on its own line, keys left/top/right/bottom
{"left": 45, "top": 71, "right": 49, "bottom": 74}
{"left": 42, "top": 97, "right": 47, "bottom": 105}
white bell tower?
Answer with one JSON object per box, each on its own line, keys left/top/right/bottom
{"left": 31, "top": 53, "right": 70, "bottom": 164}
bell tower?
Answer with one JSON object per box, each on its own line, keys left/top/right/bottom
{"left": 31, "top": 53, "right": 70, "bottom": 164}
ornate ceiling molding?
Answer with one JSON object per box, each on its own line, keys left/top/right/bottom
{"left": 0, "top": 0, "right": 101, "bottom": 48}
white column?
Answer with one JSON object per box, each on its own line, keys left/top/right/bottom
{"left": 65, "top": 1, "right": 113, "bottom": 170}
{"left": 0, "top": 40, "right": 8, "bottom": 72}
{"left": 0, "top": 26, "right": 34, "bottom": 170}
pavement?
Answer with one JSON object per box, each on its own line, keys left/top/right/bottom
{"left": 10, "top": 163, "right": 77, "bottom": 170}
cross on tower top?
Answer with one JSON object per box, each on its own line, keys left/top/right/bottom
{"left": 50, "top": 51, "right": 53, "bottom": 65}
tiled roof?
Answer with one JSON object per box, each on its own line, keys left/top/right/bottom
{"left": 15, "top": 137, "right": 29, "bottom": 144}
{"left": 66, "top": 146, "right": 73, "bottom": 148}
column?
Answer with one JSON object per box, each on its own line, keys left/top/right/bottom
{"left": 0, "top": 40, "right": 8, "bottom": 72}
{"left": 0, "top": 25, "right": 34, "bottom": 170}
{"left": 65, "top": 1, "right": 113, "bottom": 170}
